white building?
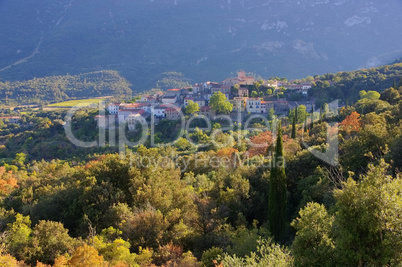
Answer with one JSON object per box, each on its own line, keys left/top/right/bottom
{"left": 108, "top": 103, "right": 120, "bottom": 114}
{"left": 153, "top": 105, "right": 167, "bottom": 118}
{"left": 246, "top": 98, "right": 266, "bottom": 113}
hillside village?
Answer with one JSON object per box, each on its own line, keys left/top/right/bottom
{"left": 96, "top": 71, "right": 325, "bottom": 129}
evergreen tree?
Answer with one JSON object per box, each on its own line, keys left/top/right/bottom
{"left": 319, "top": 107, "right": 323, "bottom": 123}
{"left": 268, "top": 123, "right": 287, "bottom": 243}
{"left": 304, "top": 116, "right": 307, "bottom": 133}
{"left": 291, "top": 111, "right": 296, "bottom": 139}
{"left": 310, "top": 110, "right": 314, "bottom": 130}
{"left": 393, "top": 79, "right": 398, "bottom": 89}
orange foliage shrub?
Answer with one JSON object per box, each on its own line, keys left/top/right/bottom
{"left": 339, "top": 111, "right": 362, "bottom": 134}
{"left": 0, "top": 166, "right": 19, "bottom": 195}
{"left": 246, "top": 130, "right": 274, "bottom": 157}
{"left": 67, "top": 244, "right": 106, "bottom": 267}
{"left": 216, "top": 148, "right": 238, "bottom": 158}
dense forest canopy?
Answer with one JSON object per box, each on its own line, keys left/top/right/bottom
{"left": 309, "top": 63, "right": 402, "bottom": 106}
{"left": 0, "top": 70, "right": 132, "bottom": 105}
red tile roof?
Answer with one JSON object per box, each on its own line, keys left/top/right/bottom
{"left": 0, "top": 116, "right": 20, "bottom": 119}
{"left": 166, "top": 107, "right": 181, "bottom": 112}
{"left": 135, "top": 110, "right": 146, "bottom": 115}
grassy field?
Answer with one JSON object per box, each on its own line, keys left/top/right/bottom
{"left": 48, "top": 98, "right": 106, "bottom": 107}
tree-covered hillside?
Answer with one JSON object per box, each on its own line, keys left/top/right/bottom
{"left": 0, "top": 70, "right": 132, "bottom": 105}
{"left": 310, "top": 62, "right": 402, "bottom": 106}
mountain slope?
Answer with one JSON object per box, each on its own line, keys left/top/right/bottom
{"left": 0, "top": 0, "right": 402, "bottom": 90}
{"left": 0, "top": 70, "right": 132, "bottom": 104}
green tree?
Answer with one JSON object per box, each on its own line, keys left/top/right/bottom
{"left": 310, "top": 111, "right": 314, "bottom": 130}
{"left": 379, "top": 87, "right": 400, "bottom": 105}
{"left": 334, "top": 160, "right": 402, "bottom": 266}
{"left": 268, "top": 123, "right": 287, "bottom": 243}
{"left": 253, "top": 81, "right": 261, "bottom": 91}
{"left": 32, "top": 220, "right": 75, "bottom": 265}
{"left": 359, "top": 90, "right": 381, "bottom": 100}
{"left": 93, "top": 227, "right": 137, "bottom": 266}
{"left": 289, "top": 105, "right": 308, "bottom": 123}
{"left": 219, "top": 239, "right": 293, "bottom": 267}
{"left": 291, "top": 203, "right": 335, "bottom": 267}
{"left": 233, "top": 84, "right": 240, "bottom": 95}
{"left": 209, "top": 92, "right": 233, "bottom": 114}
{"left": 268, "top": 108, "right": 275, "bottom": 121}
{"left": 202, "top": 247, "right": 224, "bottom": 267}
{"left": 175, "top": 137, "right": 192, "bottom": 151}
{"left": 12, "top": 152, "right": 26, "bottom": 168}
{"left": 5, "top": 213, "right": 32, "bottom": 262}
{"left": 185, "top": 100, "right": 200, "bottom": 114}
{"left": 291, "top": 112, "right": 296, "bottom": 139}
{"left": 266, "top": 88, "right": 273, "bottom": 95}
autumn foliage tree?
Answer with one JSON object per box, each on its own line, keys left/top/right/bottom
{"left": 0, "top": 166, "right": 18, "bottom": 196}
{"left": 339, "top": 111, "right": 361, "bottom": 135}
{"left": 67, "top": 244, "right": 107, "bottom": 267}
{"left": 247, "top": 131, "right": 274, "bottom": 157}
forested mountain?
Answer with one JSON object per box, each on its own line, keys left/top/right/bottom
{"left": 309, "top": 62, "right": 402, "bottom": 105}
{"left": 1, "top": 0, "right": 402, "bottom": 90}
{"left": 0, "top": 70, "right": 132, "bottom": 104}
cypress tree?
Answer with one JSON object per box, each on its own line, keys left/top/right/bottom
{"left": 310, "top": 110, "right": 314, "bottom": 130}
{"left": 291, "top": 111, "right": 296, "bottom": 139}
{"left": 268, "top": 123, "right": 287, "bottom": 243}
{"left": 304, "top": 116, "right": 308, "bottom": 133}
{"left": 323, "top": 103, "right": 328, "bottom": 121}
{"left": 319, "top": 107, "right": 323, "bottom": 123}
{"left": 393, "top": 79, "right": 397, "bottom": 89}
